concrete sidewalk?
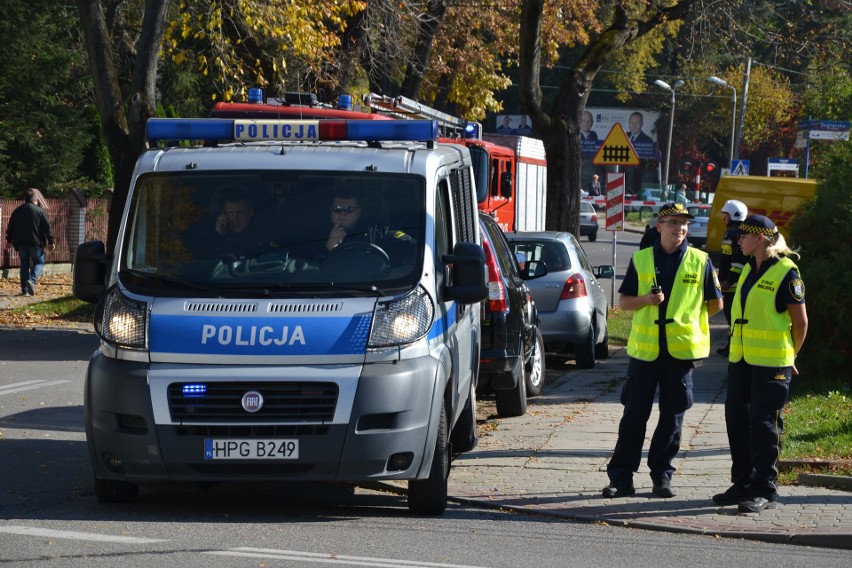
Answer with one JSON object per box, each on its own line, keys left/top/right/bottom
{"left": 446, "top": 319, "right": 852, "bottom": 549}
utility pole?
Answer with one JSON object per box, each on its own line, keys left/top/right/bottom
{"left": 735, "top": 57, "right": 752, "bottom": 159}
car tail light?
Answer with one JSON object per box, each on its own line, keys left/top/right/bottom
{"left": 591, "top": 212, "right": 598, "bottom": 222}
{"left": 560, "top": 273, "right": 588, "bottom": 300}
{"left": 482, "top": 238, "right": 508, "bottom": 313}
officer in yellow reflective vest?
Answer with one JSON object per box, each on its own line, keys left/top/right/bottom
{"left": 603, "top": 203, "right": 723, "bottom": 500}
{"left": 712, "top": 214, "right": 808, "bottom": 514}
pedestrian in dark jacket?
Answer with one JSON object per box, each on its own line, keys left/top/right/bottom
{"left": 5, "top": 188, "right": 55, "bottom": 296}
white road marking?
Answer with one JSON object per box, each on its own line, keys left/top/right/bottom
{"left": 205, "top": 548, "right": 492, "bottom": 568}
{"left": 0, "top": 380, "right": 70, "bottom": 396}
{"left": 0, "top": 525, "right": 166, "bottom": 544}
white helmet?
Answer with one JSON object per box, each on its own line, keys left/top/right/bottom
{"left": 721, "top": 199, "right": 748, "bottom": 221}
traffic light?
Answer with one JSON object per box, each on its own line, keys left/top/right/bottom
{"left": 703, "top": 162, "right": 718, "bottom": 176}
{"left": 679, "top": 159, "right": 697, "bottom": 175}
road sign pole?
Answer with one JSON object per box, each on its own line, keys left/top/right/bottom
{"left": 593, "top": 123, "right": 637, "bottom": 308}
{"left": 612, "top": 167, "right": 618, "bottom": 307}
{"left": 605, "top": 169, "right": 626, "bottom": 308}
{"left": 805, "top": 123, "right": 811, "bottom": 179}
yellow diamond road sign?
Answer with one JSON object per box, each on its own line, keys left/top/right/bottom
{"left": 592, "top": 123, "right": 641, "bottom": 166}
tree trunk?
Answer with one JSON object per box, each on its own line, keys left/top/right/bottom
{"left": 77, "top": 0, "right": 170, "bottom": 253}
{"left": 400, "top": 0, "right": 448, "bottom": 99}
{"left": 518, "top": 1, "right": 695, "bottom": 234}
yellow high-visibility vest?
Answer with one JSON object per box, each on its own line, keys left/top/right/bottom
{"left": 729, "top": 258, "right": 797, "bottom": 367}
{"left": 627, "top": 247, "right": 710, "bottom": 361}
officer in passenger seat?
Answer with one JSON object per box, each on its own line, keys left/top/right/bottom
{"left": 319, "top": 189, "right": 414, "bottom": 261}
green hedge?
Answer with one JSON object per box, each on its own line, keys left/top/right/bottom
{"left": 789, "top": 140, "right": 852, "bottom": 391}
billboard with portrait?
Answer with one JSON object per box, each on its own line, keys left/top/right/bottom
{"left": 581, "top": 108, "right": 660, "bottom": 160}
{"left": 493, "top": 114, "right": 533, "bottom": 136}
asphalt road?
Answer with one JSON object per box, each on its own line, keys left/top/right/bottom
{"left": 3, "top": 328, "right": 852, "bottom": 567}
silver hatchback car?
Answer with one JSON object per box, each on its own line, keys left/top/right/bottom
{"left": 579, "top": 200, "right": 599, "bottom": 241}
{"left": 507, "top": 232, "right": 614, "bottom": 368}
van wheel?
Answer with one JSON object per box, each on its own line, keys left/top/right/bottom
{"left": 525, "top": 328, "right": 545, "bottom": 397}
{"left": 495, "top": 364, "right": 528, "bottom": 417}
{"left": 595, "top": 319, "right": 610, "bottom": 360}
{"left": 450, "top": 382, "right": 477, "bottom": 454}
{"left": 408, "top": 401, "right": 449, "bottom": 515}
{"left": 94, "top": 477, "right": 138, "bottom": 503}
{"left": 575, "top": 325, "right": 596, "bottom": 369}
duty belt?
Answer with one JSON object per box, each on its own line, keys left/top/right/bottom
{"left": 730, "top": 318, "right": 749, "bottom": 337}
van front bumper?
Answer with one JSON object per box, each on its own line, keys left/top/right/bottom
{"left": 84, "top": 351, "right": 442, "bottom": 485}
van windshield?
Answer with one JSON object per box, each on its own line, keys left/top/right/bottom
{"left": 119, "top": 170, "right": 425, "bottom": 296}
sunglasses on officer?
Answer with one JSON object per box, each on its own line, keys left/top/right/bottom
{"left": 331, "top": 205, "right": 361, "bottom": 214}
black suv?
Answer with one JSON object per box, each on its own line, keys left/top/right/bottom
{"left": 478, "top": 212, "right": 546, "bottom": 417}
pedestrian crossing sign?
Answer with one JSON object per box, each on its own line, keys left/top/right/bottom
{"left": 731, "top": 160, "right": 750, "bottom": 176}
{"left": 593, "top": 124, "right": 641, "bottom": 166}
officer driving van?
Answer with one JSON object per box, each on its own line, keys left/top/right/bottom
{"left": 73, "top": 116, "right": 487, "bottom": 515}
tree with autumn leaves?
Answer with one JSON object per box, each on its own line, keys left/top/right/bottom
{"left": 73, "top": 0, "right": 850, "bottom": 247}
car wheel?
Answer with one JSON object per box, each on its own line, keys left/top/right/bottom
{"left": 408, "top": 401, "right": 449, "bottom": 515}
{"left": 575, "top": 324, "right": 596, "bottom": 369}
{"left": 588, "top": 230, "right": 597, "bottom": 242}
{"left": 525, "top": 327, "right": 545, "bottom": 397}
{"left": 450, "top": 381, "right": 477, "bottom": 454}
{"left": 94, "top": 477, "right": 138, "bottom": 503}
{"left": 495, "top": 363, "right": 528, "bottom": 418}
{"left": 595, "top": 318, "right": 610, "bottom": 360}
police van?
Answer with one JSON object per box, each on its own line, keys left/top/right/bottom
{"left": 72, "top": 116, "right": 488, "bottom": 515}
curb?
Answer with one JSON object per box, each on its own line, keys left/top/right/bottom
{"left": 799, "top": 474, "right": 852, "bottom": 492}
{"left": 443, "top": 494, "right": 852, "bottom": 550}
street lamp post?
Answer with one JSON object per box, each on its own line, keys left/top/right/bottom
{"left": 653, "top": 79, "right": 684, "bottom": 199}
{"left": 707, "top": 76, "right": 737, "bottom": 167}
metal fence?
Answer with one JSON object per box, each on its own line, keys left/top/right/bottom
{"left": 1, "top": 197, "right": 110, "bottom": 269}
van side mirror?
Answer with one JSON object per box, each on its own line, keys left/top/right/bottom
{"left": 500, "top": 171, "right": 513, "bottom": 198}
{"left": 442, "top": 242, "right": 488, "bottom": 304}
{"left": 73, "top": 240, "right": 110, "bottom": 303}
{"left": 595, "top": 265, "right": 615, "bottom": 279}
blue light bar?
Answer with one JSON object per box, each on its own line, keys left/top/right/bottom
{"left": 147, "top": 118, "right": 439, "bottom": 143}
{"left": 345, "top": 120, "right": 438, "bottom": 141}
{"left": 182, "top": 384, "right": 207, "bottom": 398}
{"left": 147, "top": 119, "right": 234, "bottom": 142}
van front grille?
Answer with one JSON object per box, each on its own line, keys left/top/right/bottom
{"left": 167, "top": 382, "right": 338, "bottom": 422}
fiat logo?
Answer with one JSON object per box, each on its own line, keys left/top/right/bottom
{"left": 241, "top": 391, "right": 264, "bottom": 413}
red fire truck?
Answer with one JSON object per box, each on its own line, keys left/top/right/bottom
{"left": 362, "top": 94, "right": 547, "bottom": 232}
{"left": 210, "top": 90, "right": 548, "bottom": 232}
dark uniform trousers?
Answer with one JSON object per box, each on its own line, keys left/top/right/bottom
{"left": 607, "top": 354, "right": 694, "bottom": 485}
{"left": 725, "top": 361, "right": 792, "bottom": 498}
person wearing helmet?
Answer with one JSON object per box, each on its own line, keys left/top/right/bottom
{"left": 716, "top": 200, "right": 748, "bottom": 356}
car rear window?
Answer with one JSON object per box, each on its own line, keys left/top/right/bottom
{"left": 510, "top": 240, "right": 572, "bottom": 273}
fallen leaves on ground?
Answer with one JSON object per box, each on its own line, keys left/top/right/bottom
{"left": 0, "top": 273, "right": 90, "bottom": 328}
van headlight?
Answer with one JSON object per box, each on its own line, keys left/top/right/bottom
{"left": 369, "top": 286, "right": 434, "bottom": 348}
{"left": 95, "top": 287, "right": 148, "bottom": 349}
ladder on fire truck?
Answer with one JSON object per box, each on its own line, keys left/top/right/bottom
{"left": 362, "top": 93, "right": 480, "bottom": 139}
